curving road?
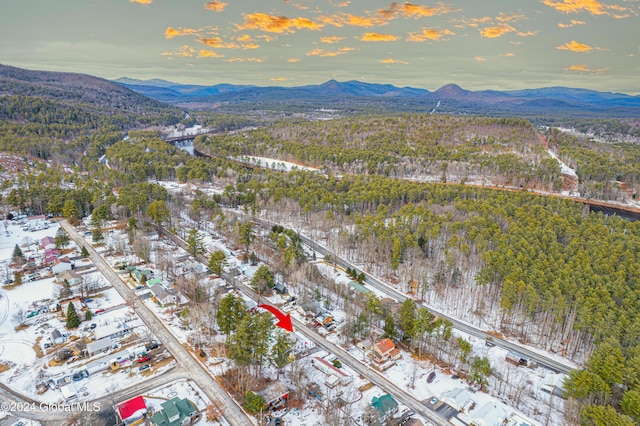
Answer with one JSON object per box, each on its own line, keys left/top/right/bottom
{"left": 60, "top": 220, "right": 254, "bottom": 426}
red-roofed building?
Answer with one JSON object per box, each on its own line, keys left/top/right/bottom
{"left": 117, "top": 395, "right": 147, "bottom": 425}
{"left": 371, "top": 338, "right": 401, "bottom": 363}
{"left": 41, "top": 236, "right": 56, "bottom": 250}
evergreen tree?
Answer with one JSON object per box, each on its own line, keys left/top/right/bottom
{"left": 383, "top": 314, "right": 396, "bottom": 339}
{"left": 243, "top": 391, "right": 265, "bottom": 415}
{"left": 12, "top": 244, "right": 26, "bottom": 265}
{"left": 216, "top": 294, "right": 246, "bottom": 337}
{"left": 80, "top": 246, "right": 89, "bottom": 258}
{"left": 399, "top": 299, "right": 417, "bottom": 340}
{"left": 250, "top": 265, "right": 275, "bottom": 294}
{"left": 55, "top": 228, "right": 70, "bottom": 249}
{"left": 207, "top": 250, "right": 227, "bottom": 276}
{"left": 271, "top": 330, "right": 293, "bottom": 379}
{"left": 91, "top": 227, "right": 103, "bottom": 243}
{"left": 66, "top": 303, "right": 81, "bottom": 329}
{"left": 62, "top": 199, "right": 81, "bottom": 224}
{"left": 186, "top": 229, "right": 205, "bottom": 259}
{"left": 85, "top": 310, "right": 93, "bottom": 321}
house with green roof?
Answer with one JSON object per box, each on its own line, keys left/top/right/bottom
{"left": 132, "top": 269, "right": 153, "bottom": 283}
{"left": 151, "top": 397, "right": 199, "bottom": 426}
{"left": 365, "top": 394, "right": 398, "bottom": 425}
{"left": 146, "top": 277, "right": 163, "bottom": 287}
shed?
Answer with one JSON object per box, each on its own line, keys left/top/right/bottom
{"left": 51, "top": 329, "right": 65, "bottom": 345}
{"left": 348, "top": 280, "right": 371, "bottom": 294}
{"left": 258, "top": 381, "right": 289, "bottom": 409}
{"left": 60, "top": 384, "right": 77, "bottom": 401}
{"left": 274, "top": 282, "right": 287, "bottom": 294}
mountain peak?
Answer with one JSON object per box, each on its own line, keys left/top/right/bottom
{"left": 432, "top": 83, "right": 469, "bottom": 98}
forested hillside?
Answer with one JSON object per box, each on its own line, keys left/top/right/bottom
{"left": 0, "top": 64, "right": 183, "bottom": 162}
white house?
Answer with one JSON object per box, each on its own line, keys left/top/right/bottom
{"left": 311, "top": 356, "right": 353, "bottom": 385}
{"left": 86, "top": 337, "right": 115, "bottom": 356}
{"left": 150, "top": 283, "right": 176, "bottom": 306}
{"left": 52, "top": 257, "right": 73, "bottom": 275}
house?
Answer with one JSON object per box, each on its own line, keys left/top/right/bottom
{"left": 41, "top": 236, "right": 56, "bottom": 250}
{"left": 273, "top": 281, "right": 287, "bottom": 294}
{"left": 465, "top": 402, "right": 510, "bottom": 426}
{"left": 540, "top": 373, "right": 567, "bottom": 398}
{"left": 301, "top": 301, "right": 323, "bottom": 317}
{"left": 441, "top": 387, "right": 475, "bottom": 412}
{"left": 311, "top": 356, "right": 353, "bottom": 386}
{"left": 146, "top": 277, "right": 162, "bottom": 287}
{"left": 51, "top": 329, "right": 65, "bottom": 345}
{"left": 152, "top": 397, "right": 199, "bottom": 426}
{"left": 86, "top": 337, "right": 115, "bottom": 356}
{"left": 131, "top": 269, "right": 153, "bottom": 283}
{"left": 58, "top": 269, "right": 81, "bottom": 286}
{"left": 357, "top": 339, "right": 374, "bottom": 352}
{"left": 150, "top": 283, "right": 176, "bottom": 306}
{"left": 60, "top": 384, "right": 77, "bottom": 401}
{"left": 117, "top": 395, "right": 147, "bottom": 426}
{"left": 371, "top": 338, "right": 402, "bottom": 363}
{"left": 52, "top": 257, "right": 73, "bottom": 275}
{"left": 94, "top": 322, "right": 130, "bottom": 341}
{"left": 366, "top": 394, "right": 398, "bottom": 425}
{"left": 348, "top": 280, "right": 371, "bottom": 294}
{"left": 258, "top": 381, "right": 289, "bottom": 410}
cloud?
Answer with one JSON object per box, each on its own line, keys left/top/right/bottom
{"left": 557, "top": 40, "right": 593, "bottom": 52}
{"left": 475, "top": 56, "right": 487, "bottom": 61}
{"left": 306, "top": 47, "right": 355, "bottom": 57}
{"left": 270, "top": 77, "right": 288, "bottom": 81}
{"left": 320, "top": 36, "right": 346, "bottom": 44}
{"left": 517, "top": 31, "right": 538, "bottom": 37}
{"left": 161, "top": 45, "right": 196, "bottom": 57}
{"left": 380, "top": 58, "right": 409, "bottom": 64}
{"left": 558, "top": 19, "right": 586, "bottom": 27}
{"left": 204, "top": 1, "right": 226, "bottom": 12}
{"left": 198, "top": 50, "right": 224, "bottom": 58}
{"left": 565, "top": 64, "right": 607, "bottom": 73}
{"left": 130, "top": 0, "right": 152, "bottom": 4}
{"left": 479, "top": 24, "right": 516, "bottom": 38}
{"left": 329, "top": 0, "right": 351, "bottom": 7}
{"left": 359, "top": 32, "right": 399, "bottom": 42}
{"left": 237, "top": 13, "right": 323, "bottom": 33}
{"left": 287, "top": 58, "right": 300, "bottom": 62}
{"left": 165, "top": 27, "right": 202, "bottom": 39}
{"left": 542, "top": 0, "right": 628, "bottom": 16}
{"left": 407, "top": 28, "right": 454, "bottom": 41}
{"left": 199, "top": 37, "right": 240, "bottom": 49}
{"left": 223, "top": 57, "right": 266, "bottom": 63}
{"left": 496, "top": 12, "right": 526, "bottom": 23}
{"left": 392, "top": 2, "right": 457, "bottom": 18}
{"left": 504, "top": 52, "right": 516, "bottom": 57}
{"left": 319, "top": 13, "right": 387, "bottom": 27}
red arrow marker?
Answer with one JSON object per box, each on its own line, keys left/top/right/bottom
{"left": 258, "top": 304, "right": 294, "bottom": 333}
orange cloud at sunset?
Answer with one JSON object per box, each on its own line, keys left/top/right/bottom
{"left": 359, "top": 32, "right": 399, "bottom": 42}
{"left": 237, "top": 13, "right": 323, "bottom": 33}
{"left": 199, "top": 37, "right": 240, "bottom": 49}
{"left": 558, "top": 19, "right": 586, "bottom": 27}
{"left": 407, "top": 28, "right": 454, "bottom": 41}
{"left": 565, "top": 63, "right": 607, "bottom": 73}
{"left": 475, "top": 56, "right": 486, "bottom": 61}
{"left": 479, "top": 24, "right": 516, "bottom": 38}
{"left": 542, "top": 0, "right": 626, "bottom": 16}
{"left": 287, "top": 58, "right": 300, "bottom": 63}
{"left": 319, "top": 13, "right": 387, "bottom": 27}
{"left": 198, "top": 50, "right": 223, "bottom": 58}
{"left": 320, "top": 36, "right": 346, "bottom": 44}
{"left": 130, "top": 0, "right": 152, "bottom": 4}
{"left": 165, "top": 27, "right": 201, "bottom": 39}
{"left": 204, "top": 1, "right": 226, "bottom": 12}
{"left": 380, "top": 58, "right": 409, "bottom": 64}
{"left": 306, "top": 47, "right": 354, "bottom": 57}
{"left": 557, "top": 40, "right": 592, "bottom": 52}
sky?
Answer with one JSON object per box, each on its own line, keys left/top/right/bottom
{"left": 0, "top": 0, "right": 639, "bottom": 94}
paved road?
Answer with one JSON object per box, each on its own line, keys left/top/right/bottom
{"left": 60, "top": 220, "right": 253, "bottom": 426}
{"left": 0, "top": 368, "right": 189, "bottom": 426}
{"left": 160, "top": 229, "right": 447, "bottom": 426}
{"left": 295, "top": 232, "right": 574, "bottom": 374}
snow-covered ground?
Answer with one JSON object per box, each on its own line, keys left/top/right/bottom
{"left": 235, "top": 156, "right": 319, "bottom": 172}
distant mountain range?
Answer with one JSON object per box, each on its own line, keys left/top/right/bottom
{"left": 115, "top": 77, "right": 640, "bottom": 118}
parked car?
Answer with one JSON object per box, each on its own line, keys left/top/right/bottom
{"left": 146, "top": 342, "right": 159, "bottom": 351}
{"left": 430, "top": 397, "right": 438, "bottom": 405}
{"left": 89, "top": 323, "right": 97, "bottom": 329}
{"left": 137, "top": 355, "right": 150, "bottom": 363}
{"left": 95, "top": 309, "right": 105, "bottom": 314}
{"left": 139, "top": 365, "right": 150, "bottom": 372}
{"left": 85, "top": 298, "right": 93, "bottom": 303}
